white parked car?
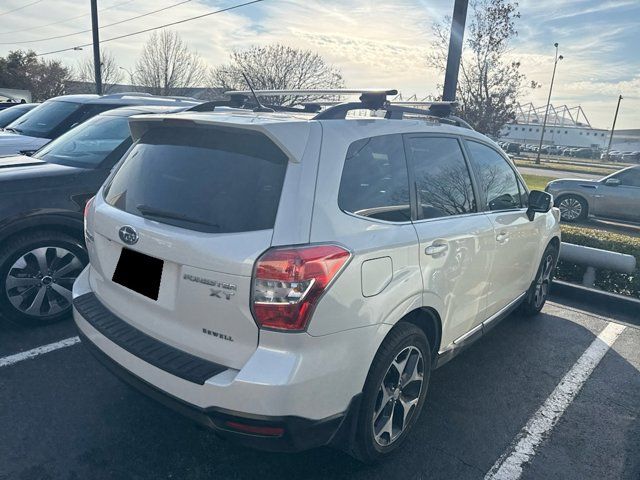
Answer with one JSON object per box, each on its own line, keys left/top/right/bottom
{"left": 73, "top": 90, "right": 561, "bottom": 462}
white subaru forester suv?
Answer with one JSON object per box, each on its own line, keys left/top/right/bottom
{"left": 73, "top": 90, "right": 560, "bottom": 463}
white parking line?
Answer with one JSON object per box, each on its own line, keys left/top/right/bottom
{"left": 0, "top": 336, "right": 80, "bottom": 368}
{"left": 485, "top": 322, "right": 626, "bottom": 480}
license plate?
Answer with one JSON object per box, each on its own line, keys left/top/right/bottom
{"left": 112, "top": 248, "right": 164, "bottom": 300}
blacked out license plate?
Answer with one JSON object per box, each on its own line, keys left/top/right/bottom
{"left": 112, "top": 248, "right": 164, "bottom": 300}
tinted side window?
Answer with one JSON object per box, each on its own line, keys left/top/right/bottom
{"left": 406, "top": 136, "right": 476, "bottom": 219}
{"left": 614, "top": 169, "right": 640, "bottom": 187}
{"left": 466, "top": 141, "right": 522, "bottom": 211}
{"left": 54, "top": 104, "right": 116, "bottom": 137}
{"left": 338, "top": 134, "right": 411, "bottom": 222}
{"left": 518, "top": 178, "right": 529, "bottom": 207}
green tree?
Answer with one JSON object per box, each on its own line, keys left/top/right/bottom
{"left": 0, "top": 50, "right": 71, "bottom": 101}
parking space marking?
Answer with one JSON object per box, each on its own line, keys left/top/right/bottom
{"left": 0, "top": 336, "right": 80, "bottom": 368}
{"left": 485, "top": 322, "right": 626, "bottom": 480}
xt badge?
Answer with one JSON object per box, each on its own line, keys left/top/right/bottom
{"left": 210, "top": 288, "right": 235, "bottom": 300}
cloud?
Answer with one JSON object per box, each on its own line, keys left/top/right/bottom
{"left": 0, "top": 0, "right": 637, "bottom": 128}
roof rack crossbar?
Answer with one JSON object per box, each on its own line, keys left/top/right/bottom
{"left": 187, "top": 98, "right": 322, "bottom": 114}
{"left": 224, "top": 88, "right": 398, "bottom": 97}
{"left": 101, "top": 92, "right": 199, "bottom": 102}
{"left": 313, "top": 100, "right": 463, "bottom": 122}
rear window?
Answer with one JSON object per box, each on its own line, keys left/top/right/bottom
{"left": 6, "top": 100, "right": 80, "bottom": 138}
{"left": 104, "top": 125, "right": 288, "bottom": 233}
{"left": 35, "top": 115, "right": 131, "bottom": 168}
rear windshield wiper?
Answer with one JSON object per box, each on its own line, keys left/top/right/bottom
{"left": 136, "top": 204, "right": 220, "bottom": 229}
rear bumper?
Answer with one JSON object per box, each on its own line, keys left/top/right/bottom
{"left": 71, "top": 266, "right": 371, "bottom": 452}
{"left": 77, "top": 328, "right": 359, "bottom": 452}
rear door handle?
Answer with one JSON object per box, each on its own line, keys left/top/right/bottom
{"left": 425, "top": 243, "right": 448, "bottom": 256}
{"left": 496, "top": 231, "right": 509, "bottom": 243}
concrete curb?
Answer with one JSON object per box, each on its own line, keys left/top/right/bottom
{"left": 550, "top": 280, "right": 640, "bottom": 326}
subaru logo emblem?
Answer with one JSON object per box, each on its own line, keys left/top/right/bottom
{"left": 119, "top": 225, "right": 138, "bottom": 245}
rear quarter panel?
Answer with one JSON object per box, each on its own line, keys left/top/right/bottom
{"left": 306, "top": 120, "right": 425, "bottom": 337}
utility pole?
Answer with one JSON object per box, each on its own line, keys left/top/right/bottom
{"left": 90, "top": 0, "right": 102, "bottom": 95}
{"left": 605, "top": 95, "right": 623, "bottom": 162}
{"left": 442, "top": 0, "right": 469, "bottom": 101}
{"left": 535, "top": 43, "right": 563, "bottom": 164}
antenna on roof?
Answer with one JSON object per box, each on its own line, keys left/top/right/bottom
{"left": 241, "top": 73, "right": 274, "bottom": 113}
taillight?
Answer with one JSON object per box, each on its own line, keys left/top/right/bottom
{"left": 83, "top": 196, "right": 95, "bottom": 219}
{"left": 252, "top": 244, "right": 351, "bottom": 331}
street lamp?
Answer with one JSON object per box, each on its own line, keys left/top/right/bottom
{"left": 119, "top": 66, "right": 137, "bottom": 86}
{"left": 535, "top": 43, "right": 563, "bottom": 164}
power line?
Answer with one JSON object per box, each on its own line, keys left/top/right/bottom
{"left": 0, "top": 0, "right": 193, "bottom": 44}
{"left": 37, "top": 0, "right": 265, "bottom": 56}
{"left": 0, "top": 0, "right": 44, "bottom": 18}
{"left": 0, "top": 0, "right": 135, "bottom": 36}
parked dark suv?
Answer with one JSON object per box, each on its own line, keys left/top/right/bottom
{"left": 0, "top": 93, "right": 199, "bottom": 156}
{"left": 0, "top": 103, "right": 38, "bottom": 128}
{"left": 0, "top": 104, "right": 199, "bottom": 325}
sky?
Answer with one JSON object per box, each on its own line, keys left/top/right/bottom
{"left": 0, "top": 0, "right": 638, "bottom": 129}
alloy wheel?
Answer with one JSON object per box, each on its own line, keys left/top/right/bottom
{"left": 5, "top": 247, "right": 83, "bottom": 317}
{"left": 533, "top": 253, "right": 554, "bottom": 309}
{"left": 558, "top": 197, "right": 582, "bottom": 221}
{"left": 372, "top": 345, "right": 424, "bottom": 446}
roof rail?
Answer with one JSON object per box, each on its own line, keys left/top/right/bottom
{"left": 224, "top": 88, "right": 398, "bottom": 98}
{"left": 313, "top": 96, "right": 469, "bottom": 128}
{"left": 209, "top": 88, "right": 471, "bottom": 129}
{"left": 101, "top": 92, "right": 198, "bottom": 102}
{"left": 101, "top": 92, "right": 152, "bottom": 98}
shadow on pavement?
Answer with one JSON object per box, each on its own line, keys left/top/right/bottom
{"left": 0, "top": 305, "right": 638, "bottom": 480}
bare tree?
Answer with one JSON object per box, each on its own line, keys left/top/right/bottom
{"left": 74, "top": 50, "right": 122, "bottom": 93}
{"left": 428, "top": 0, "right": 531, "bottom": 136}
{"left": 210, "top": 44, "right": 344, "bottom": 106}
{"left": 133, "top": 30, "right": 207, "bottom": 96}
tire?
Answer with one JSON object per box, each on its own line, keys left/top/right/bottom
{"left": 350, "top": 322, "right": 431, "bottom": 463}
{"left": 556, "top": 195, "right": 587, "bottom": 222}
{"left": 0, "top": 230, "right": 87, "bottom": 326}
{"left": 520, "top": 243, "right": 558, "bottom": 317}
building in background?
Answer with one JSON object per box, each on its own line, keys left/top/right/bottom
{"left": 499, "top": 103, "right": 609, "bottom": 148}
{"left": 0, "top": 88, "right": 32, "bottom": 103}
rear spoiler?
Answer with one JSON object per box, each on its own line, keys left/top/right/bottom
{"left": 127, "top": 115, "right": 311, "bottom": 163}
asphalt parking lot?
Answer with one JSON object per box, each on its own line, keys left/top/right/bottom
{"left": 1, "top": 297, "right": 638, "bottom": 480}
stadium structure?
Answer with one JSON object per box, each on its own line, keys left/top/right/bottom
{"left": 498, "top": 103, "right": 609, "bottom": 148}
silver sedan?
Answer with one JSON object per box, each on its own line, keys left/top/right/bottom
{"left": 545, "top": 165, "right": 640, "bottom": 223}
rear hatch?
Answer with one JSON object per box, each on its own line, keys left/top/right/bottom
{"left": 88, "top": 121, "right": 290, "bottom": 369}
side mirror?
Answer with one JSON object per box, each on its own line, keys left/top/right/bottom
{"left": 526, "top": 190, "right": 552, "bottom": 221}
{"left": 604, "top": 178, "right": 621, "bottom": 187}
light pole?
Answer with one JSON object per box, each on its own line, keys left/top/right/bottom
{"left": 119, "top": 66, "right": 138, "bottom": 86}
{"left": 90, "top": 0, "right": 102, "bottom": 95}
{"left": 605, "top": 95, "right": 623, "bottom": 162}
{"left": 535, "top": 43, "right": 563, "bottom": 164}
{"left": 442, "top": 0, "right": 469, "bottom": 101}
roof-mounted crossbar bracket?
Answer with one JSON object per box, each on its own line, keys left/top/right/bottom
{"left": 223, "top": 88, "right": 398, "bottom": 118}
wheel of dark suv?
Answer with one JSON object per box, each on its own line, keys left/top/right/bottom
{"left": 0, "top": 230, "right": 87, "bottom": 326}
{"left": 520, "top": 243, "right": 558, "bottom": 317}
{"left": 351, "top": 322, "right": 431, "bottom": 463}
{"left": 556, "top": 195, "right": 587, "bottom": 222}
